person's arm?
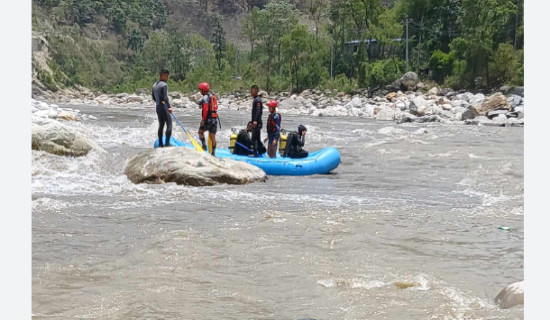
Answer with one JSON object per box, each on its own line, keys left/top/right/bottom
{"left": 161, "top": 85, "right": 170, "bottom": 108}
{"left": 152, "top": 87, "right": 156, "bottom": 102}
{"left": 275, "top": 114, "right": 281, "bottom": 137}
{"left": 201, "top": 98, "right": 209, "bottom": 121}
{"left": 253, "top": 99, "right": 262, "bottom": 123}
{"left": 298, "top": 134, "right": 305, "bottom": 147}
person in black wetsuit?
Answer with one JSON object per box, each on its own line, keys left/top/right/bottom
{"left": 152, "top": 69, "right": 172, "bottom": 147}
{"left": 234, "top": 121, "right": 255, "bottom": 156}
{"left": 286, "top": 124, "right": 309, "bottom": 158}
{"left": 250, "top": 85, "right": 266, "bottom": 155}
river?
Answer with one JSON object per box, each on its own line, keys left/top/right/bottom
{"left": 32, "top": 103, "right": 524, "bottom": 319}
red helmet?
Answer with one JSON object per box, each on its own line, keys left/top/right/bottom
{"left": 198, "top": 82, "right": 210, "bottom": 92}
{"left": 267, "top": 100, "right": 278, "bottom": 108}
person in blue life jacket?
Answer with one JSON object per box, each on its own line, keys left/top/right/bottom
{"left": 263, "top": 100, "right": 281, "bottom": 158}
{"left": 152, "top": 69, "right": 172, "bottom": 147}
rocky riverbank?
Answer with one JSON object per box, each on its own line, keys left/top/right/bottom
{"left": 32, "top": 76, "right": 524, "bottom": 128}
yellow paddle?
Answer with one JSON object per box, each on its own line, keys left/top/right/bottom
{"left": 171, "top": 113, "right": 205, "bottom": 152}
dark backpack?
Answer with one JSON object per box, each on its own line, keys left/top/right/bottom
{"left": 284, "top": 131, "right": 298, "bottom": 157}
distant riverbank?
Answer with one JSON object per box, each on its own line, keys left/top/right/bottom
{"left": 33, "top": 83, "right": 524, "bottom": 128}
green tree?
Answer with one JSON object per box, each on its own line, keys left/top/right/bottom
{"left": 256, "top": 0, "right": 299, "bottom": 90}
{"left": 141, "top": 31, "right": 169, "bottom": 74}
{"left": 454, "top": 0, "right": 517, "bottom": 86}
{"left": 306, "top": 0, "right": 330, "bottom": 38}
{"left": 242, "top": 6, "right": 261, "bottom": 58}
{"left": 211, "top": 15, "right": 226, "bottom": 72}
{"left": 282, "top": 25, "right": 328, "bottom": 92}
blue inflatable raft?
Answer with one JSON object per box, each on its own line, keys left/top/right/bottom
{"left": 154, "top": 136, "right": 340, "bottom": 176}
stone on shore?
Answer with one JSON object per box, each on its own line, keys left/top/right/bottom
{"left": 401, "top": 72, "right": 420, "bottom": 88}
{"left": 258, "top": 90, "right": 269, "bottom": 98}
{"left": 125, "top": 147, "right": 267, "bottom": 186}
{"left": 427, "top": 87, "right": 440, "bottom": 95}
{"left": 409, "top": 96, "right": 429, "bottom": 116}
{"left": 473, "top": 92, "right": 511, "bottom": 116}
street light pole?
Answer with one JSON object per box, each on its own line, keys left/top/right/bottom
{"left": 405, "top": 16, "right": 409, "bottom": 72}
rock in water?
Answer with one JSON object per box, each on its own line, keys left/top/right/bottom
{"left": 125, "top": 147, "right": 267, "bottom": 186}
{"left": 32, "top": 117, "right": 105, "bottom": 157}
{"left": 56, "top": 111, "right": 79, "bottom": 121}
{"left": 495, "top": 281, "right": 524, "bottom": 309}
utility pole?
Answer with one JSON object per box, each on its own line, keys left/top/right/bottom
{"left": 514, "top": 0, "right": 519, "bottom": 52}
{"left": 405, "top": 16, "right": 409, "bottom": 72}
{"left": 234, "top": 49, "right": 238, "bottom": 77}
{"left": 330, "top": 40, "right": 334, "bottom": 79}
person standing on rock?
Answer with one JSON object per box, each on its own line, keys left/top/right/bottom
{"left": 152, "top": 69, "right": 172, "bottom": 147}
{"left": 250, "top": 85, "right": 265, "bottom": 155}
{"left": 197, "top": 82, "right": 219, "bottom": 156}
{"left": 263, "top": 100, "right": 281, "bottom": 158}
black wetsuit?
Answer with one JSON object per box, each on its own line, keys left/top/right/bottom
{"left": 234, "top": 129, "right": 254, "bottom": 155}
{"left": 286, "top": 132, "right": 309, "bottom": 158}
{"left": 251, "top": 96, "right": 265, "bottom": 154}
{"left": 152, "top": 80, "right": 172, "bottom": 146}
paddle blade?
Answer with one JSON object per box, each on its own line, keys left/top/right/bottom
{"left": 207, "top": 136, "right": 213, "bottom": 155}
{"left": 186, "top": 132, "right": 205, "bottom": 152}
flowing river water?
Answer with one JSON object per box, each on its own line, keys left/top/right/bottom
{"left": 32, "top": 103, "right": 524, "bottom": 319}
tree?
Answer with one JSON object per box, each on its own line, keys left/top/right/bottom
{"left": 256, "top": 0, "right": 299, "bottom": 90}
{"left": 306, "top": 0, "right": 330, "bottom": 38}
{"left": 454, "top": 0, "right": 516, "bottom": 86}
{"left": 282, "top": 25, "right": 327, "bottom": 92}
{"left": 242, "top": 6, "right": 261, "bottom": 58}
{"left": 141, "top": 31, "right": 169, "bottom": 74}
{"left": 211, "top": 15, "right": 226, "bottom": 72}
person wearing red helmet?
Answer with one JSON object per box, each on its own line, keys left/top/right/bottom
{"left": 152, "top": 69, "right": 172, "bottom": 147}
{"left": 197, "top": 82, "right": 219, "bottom": 156}
{"left": 263, "top": 100, "right": 281, "bottom": 158}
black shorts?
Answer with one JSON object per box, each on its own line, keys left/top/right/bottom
{"left": 199, "top": 118, "right": 218, "bottom": 134}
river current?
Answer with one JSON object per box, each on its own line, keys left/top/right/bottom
{"left": 32, "top": 103, "right": 524, "bottom": 319}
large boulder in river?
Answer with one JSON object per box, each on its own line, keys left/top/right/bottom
{"left": 125, "top": 147, "right": 267, "bottom": 186}
{"left": 32, "top": 117, "right": 105, "bottom": 157}
{"left": 495, "top": 281, "right": 524, "bottom": 309}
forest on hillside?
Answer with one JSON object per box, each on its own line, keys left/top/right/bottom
{"left": 32, "top": 0, "right": 524, "bottom": 94}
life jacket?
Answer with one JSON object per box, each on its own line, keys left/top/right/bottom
{"left": 266, "top": 112, "right": 281, "bottom": 133}
{"left": 207, "top": 93, "right": 218, "bottom": 119}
